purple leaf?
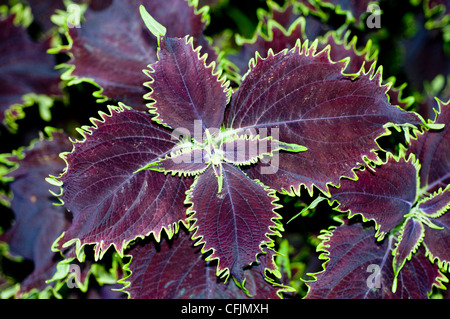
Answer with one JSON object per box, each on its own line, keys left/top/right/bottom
{"left": 419, "top": 186, "right": 450, "bottom": 217}
{"left": 229, "top": 19, "right": 306, "bottom": 77}
{"left": 408, "top": 99, "right": 450, "bottom": 193}
{"left": 423, "top": 210, "right": 450, "bottom": 269}
{"left": 306, "top": 223, "right": 446, "bottom": 299}
{"left": 0, "top": 130, "right": 72, "bottom": 295}
{"left": 55, "top": 106, "right": 191, "bottom": 260}
{"left": 329, "top": 155, "right": 419, "bottom": 237}
{"left": 151, "top": 147, "right": 209, "bottom": 176}
{"left": 122, "top": 228, "right": 282, "bottom": 299}
{"left": 227, "top": 43, "right": 423, "bottom": 195}
{"left": 58, "top": 0, "right": 216, "bottom": 110}
{"left": 0, "top": 15, "right": 62, "bottom": 129}
{"left": 145, "top": 36, "right": 230, "bottom": 135}
{"left": 186, "top": 163, "right": 282, "bottom": 282}
{"left": 392, "top": 218, "right": 425, "bottom": 276}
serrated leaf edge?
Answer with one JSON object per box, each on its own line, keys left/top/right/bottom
{"left": 143, "top": 35, "right": 232, "bottom": 131}
{"left": 234, "top": 36, "right": 425, "bottom": 198}
{"left": 392, "top": 217, "right": 426, "bottom": 279}
{"left": 46, "top": 103, "right": 190, "bottom": 262}
{"left": 184, "top": 165, "right": 284, "bottom": 284}
{"left": 326, "top": 151, "right": 422, "bottom": 241}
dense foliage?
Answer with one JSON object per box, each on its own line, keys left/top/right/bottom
{"left": 0, "top": 0, "right": 449, "bottom": 299}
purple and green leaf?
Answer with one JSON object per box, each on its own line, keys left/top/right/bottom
{"left": 408, "top": 99, "right": 450, "bottom": 194}
{"left": 306, "top": 223, "right": 447, "bottom": 299}
{"left": 392, "top": 217, "right": 425, "bottom": 276}
{"left": 186, "top": 163, "right": 282, "bottom": 282}
{"left": 327, "top": 150, "right": 449, "bottom": 275}
{"left": 53, "top": 106, "right": 192, "bottom": 260}
{"left": 121, "top": 228, "right": 284, "bottom": 299}
{"left": 419, "top": 187, "right": 450, "bottom": 270}
{"left": 54, "top": 0, "right": 216, "bottom": 111}
{"left": 145, "top": 36, "right": 230, "bottom": 135}
{"left": 329, "top": 154, "right": 420, "bottom": 238}
{"left": 227, "top": 41, "right": 423, "bottom": 195}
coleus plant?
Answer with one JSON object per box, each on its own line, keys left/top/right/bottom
{"left": 305, "top": 99, "right": 450, "bottom": 298}
{"left": 44, "top": 3, "right": 441, "bottom": 298}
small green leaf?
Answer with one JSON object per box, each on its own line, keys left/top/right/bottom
{"left": 139, "top": 5, "right": 166, "bottom": 38}
{"left": 278, "top": 141, "right": 308, "bottom": 153}
{"left": 287, "top": 196, "right": 327, "bottom": 224}
{"left": 425, "top": 123, "right": 445, "bottom": 130}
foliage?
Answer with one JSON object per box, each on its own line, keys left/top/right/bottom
{"left": 0, "top": 0, "right": 449, "bottom": 299}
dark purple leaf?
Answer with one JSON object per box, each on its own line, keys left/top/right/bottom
{"left": 0, "top": 130, "right": 72, "bottom": 295}
{"left": 54, "top": 106, "right": 191, "bottom": 260}
{"left": 329, "top": 155, "right": 419, "bottom": 237}
{"left": 227, "top": 42, "right": 423, "bottom": 194}
{"left": 408, "top": 99, "right": 450, "bottom": 193}
{"left": 146, "top": 36, "right": 230, "bottom": 135}
{"left": 0, "top": 15, "right": 62, "bottom": 129}
{"left": 423, "top": 210, "right": 450, "bottom": 270}
{"left": 123, "top": 228, "right": 282, "bottom": 299}
{"left": 306, "top": 223, "right": 446, "bottom": 299}
{"left": 58, "top": 0, "right": 216, "bottom": 110}
{"left": 392, "top": 218, "right": 424, "bottom": 276}
{"left": 186, "top": 163, "right": 281, "bottom": 282}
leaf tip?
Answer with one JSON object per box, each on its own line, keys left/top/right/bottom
{"left": 139, "top": 5, "right": 167, "bottom": 38}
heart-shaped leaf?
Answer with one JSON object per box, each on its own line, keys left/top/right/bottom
{"left": 53, "top": 106, "right": 192, "bottom": 260}
{"left": 422, "top": 209, "right": 450, "bottom": 270}
{"left": 227, "top": 42, "right": 423, "bottom": 195}
{"left": 186, "top": 163, "right": 282, "bottom": 282}
{"left": 329, "top": 154, "right": 419, "bottom": 238}
{"left": 145, "top": 36, "right": 230, "bottom": 135}
{"left": 408, "top": 99, "right": 450, "bottom": 194}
